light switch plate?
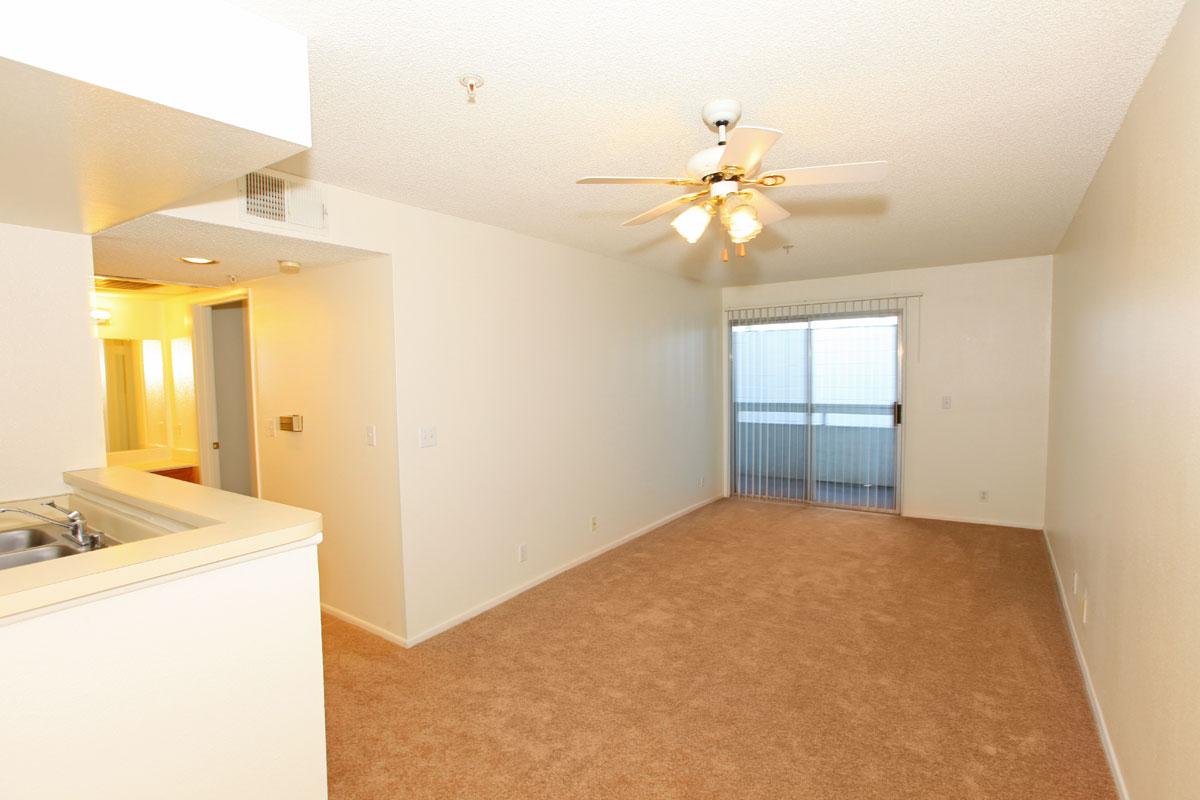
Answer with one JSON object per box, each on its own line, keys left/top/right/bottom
{"left": 366, "top": 424, "right": 377, "bottom": 447}
{"left": 418, "top": 426, "right": 437, "bottom": 448}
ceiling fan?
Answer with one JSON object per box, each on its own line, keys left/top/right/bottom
{"left": 577, "top": 99, "right": 889, "bottom": 259}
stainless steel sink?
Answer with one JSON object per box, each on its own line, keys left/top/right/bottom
{"left": 0, "top": 522, "right": 105, "bottom": 572}
{"left": 0, "top": 544, "right": 78, "bottom": 570}
{"left": 0, "top": 528, "right": 58, "bottom": 553}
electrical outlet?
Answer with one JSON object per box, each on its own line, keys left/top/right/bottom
{"left": 698, "top": 476, "right": 706, "bottom": 488}
{"left": 517, "top": 543, "right": 527, "bottom": 563}
{"left": 589, "top": 515, "right": 599, "bottom": 533}
{"left": 418, "top": 426, "right": 437, "bottom": 448}
{"left": 365, "top": 424, "right": 377, "bottom": 447}
{"left": 942, "top": 395, "right": 953, "bottom": 410}
{"left": 1072, "top": 571, "right": 1079, "bottom": 596}
{"left": 979, "top": 490, "right": 989, "bottom": 502}
{"left": 264, "top": 416, "right": 277, "bottom": 439}
{"left": 1082, "top": 590, "right": 1089, "bottom": 625}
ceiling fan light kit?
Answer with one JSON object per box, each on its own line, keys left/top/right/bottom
{"left": 577, "top": 99, "right": 889, "bottom": 258}
{"left": 670, "top": 204, "right": 714, "bottom": 244}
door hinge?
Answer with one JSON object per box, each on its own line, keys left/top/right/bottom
{"left": 893, "top": 402, "right": 903, "bottom": 425}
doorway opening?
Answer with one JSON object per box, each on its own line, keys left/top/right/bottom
{"left": 94, "top": 280, "right": 258, "bottom": 494}
{"left": 196, "top": 298, "right": 256, "bottom": 495}
{"left": 730, "top": 311, "right": 903, "bottom": 512}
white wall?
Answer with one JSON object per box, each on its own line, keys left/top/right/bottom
{"left": 0, "top": 0, "right": 310, "bottom": 146}
{"left": 1045, "top": 4, "right": 1200, "bottom": 797}
{"left": 0, "top": 222, "right": 105, "bottom": 498}
{"left": 0, "top": 543, "right": 327, "bottom": 799}
{"left": 391, "top": 218, "right": 723, "bottom": 642}
{"left": 164, "top": 181, "right": 725, "bottom": 643}
{"left": 250, "top": 256, "right": 407, "bottom": 639}
{"left": 723, "top": 256, "right": 1053, "bottom": 528}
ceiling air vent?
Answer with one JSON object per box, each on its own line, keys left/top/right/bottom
{"left": 240, "top": 170, "right": 327, "bottom": 232}
{"left": 94, "top": 277, "right": 166, "bottom": 291}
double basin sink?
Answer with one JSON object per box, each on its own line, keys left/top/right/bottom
{"left": 0, "top": 525, "right": 102, "bottom": 571}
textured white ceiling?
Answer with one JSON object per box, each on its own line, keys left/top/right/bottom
{"left": 229, "top": 0, "right": 1183, "bottom": 285}
{"left": 92, "top": 214, "right": 381, "bottom": 287}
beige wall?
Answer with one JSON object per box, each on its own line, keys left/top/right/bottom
{"left": 1045, "top": 4, "right": 1200, "bottom": 798}
{"left": 0, "top": 222, "right": 105, "bottom": 498}
{"left": 390, "top": 217, "right": 723, "bottom": 642}
{"left": 164, "top": 184, "right": 725, "bottom": 643}
{"left": 723, "top": 256, "right": 1053, "bottom": 528}
{"left": 250, "top": 255, "right": 407, "bottom": 639}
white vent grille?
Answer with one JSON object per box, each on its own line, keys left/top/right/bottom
{"left": 240, "top": 171, "right": 327, "bottom": 232}
{"left": 245, "top": 171, "right": 287, "bottom": 222}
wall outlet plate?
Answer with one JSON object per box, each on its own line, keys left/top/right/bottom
{"left": 517, "top": 543, "right": 527, "bottom": 563}
{"left": 589, "top": 515, "right": 599, "bottom": 532}
{"left": 418, "top": 426, "right": 437, "bottom": 448}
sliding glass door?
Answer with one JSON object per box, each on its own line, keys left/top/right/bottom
{"left": 731, "top": 311, "right": 901, "bottom": 512}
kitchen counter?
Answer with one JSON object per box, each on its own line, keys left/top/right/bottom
{"left": 0, "top": 466, "right": 322, "bottom": 621}
{"left": 1, "top": 466, "right": 329, "bottom": 799}
{"left": 113, "top": 456, "right": 198, "bottom": 473}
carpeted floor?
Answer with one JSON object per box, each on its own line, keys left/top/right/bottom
{"left": 321, "top": 498, "right": 1115, "bottom": 799}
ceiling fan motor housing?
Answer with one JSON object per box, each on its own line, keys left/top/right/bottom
{"left": 686, "top": 146, "right": 729, "bottom": 181}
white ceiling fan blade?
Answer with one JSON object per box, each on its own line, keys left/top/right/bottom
{"left": 719, "top": 126, "right": 782, "bottom": 175}
{"left": 758, "top": 161, "right": 890, "bottom": 187}
{"left": 743, "top": 188, "right": 790, "bottom": 226}
{"left": 620, "top": 192, "right": 706, "bottom": 226}
{"left": 578, "top": 176, "right": 697, "bottom": 185}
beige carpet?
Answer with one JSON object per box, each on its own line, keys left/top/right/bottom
{"left": 321, "top": 498, "right": 1115, "bottom": 799}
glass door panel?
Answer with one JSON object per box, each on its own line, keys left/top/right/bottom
{"left": 731, "top": 320, "right": 810, "bottom": 501}
{"left": 731, "top": 313, "right": 900, "bottom": 512}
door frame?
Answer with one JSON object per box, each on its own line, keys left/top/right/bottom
{"left": 192, "top": 289, "right": 261, "bottom": 497}
{"left": 726, "top": 308, "right": 906, "bottom": 514}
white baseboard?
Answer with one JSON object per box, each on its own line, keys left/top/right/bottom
{"left": 320, "top": 602, "right": 407, "bottom": 648}
{"left": 905, "top": 511, "right": 1044, "bottom": 530}
{"left": 1043, "top": 531, "right": 1129, "bottom": 800}
{"left": 403, "top": 494, "right": 723, "bottom": 648}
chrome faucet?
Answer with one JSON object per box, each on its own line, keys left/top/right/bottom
{"left": 0, "top": 502, "right": 102, "bottom": 549}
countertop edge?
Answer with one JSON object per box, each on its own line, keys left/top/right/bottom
{"left": 0, "top": 467, "right": 323, "bottom": 622}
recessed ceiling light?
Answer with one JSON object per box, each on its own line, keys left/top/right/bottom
{"left": 177, "top": 256, "right": 218, "bottom": 265}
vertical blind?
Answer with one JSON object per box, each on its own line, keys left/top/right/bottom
{"left": 727, "top": 295, "right": 920, "bottom": 512}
